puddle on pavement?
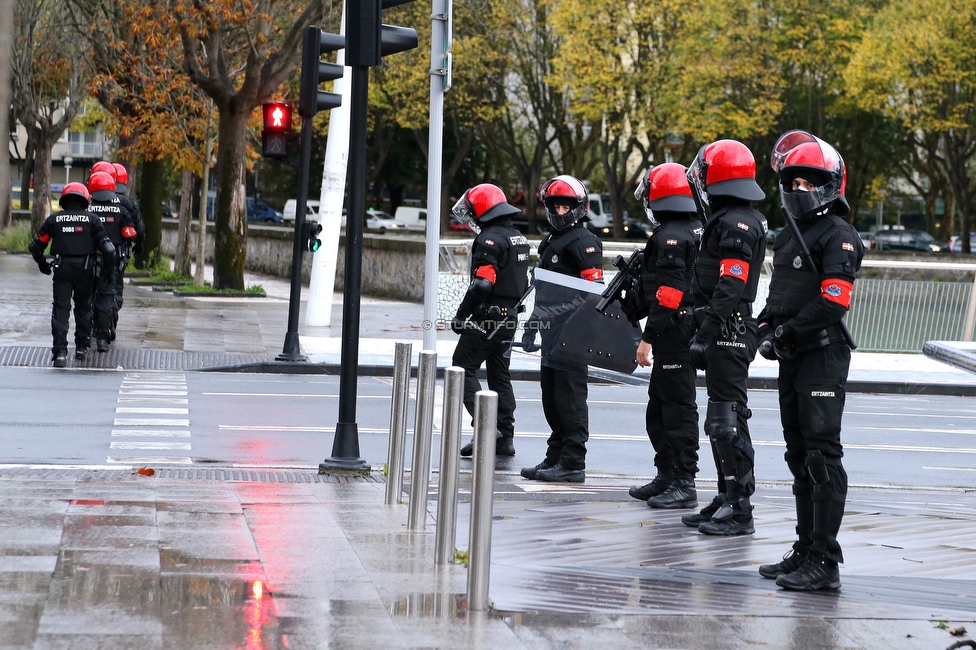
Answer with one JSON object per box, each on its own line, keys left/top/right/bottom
{"left": 388, "top": 592, "right": 468, "bottom": 619}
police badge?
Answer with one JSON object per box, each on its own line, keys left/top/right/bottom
{"left": 793, "top": 255, "right": 803, "bottom": 269}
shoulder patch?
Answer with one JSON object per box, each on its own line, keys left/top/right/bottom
{"left": 584, "top": 246, "right": 596, "bottom": 254}
{"left": 841, "top": 241, "right": 855, "bottom": 252}
{"left": 484, "top": 239, "right": 494, "bottom": 246}
{"left": 736, "top": 222, "right": 750, "bottom": 231}
{"left": 666, "top": 238, "right": 678, "bottom": 246}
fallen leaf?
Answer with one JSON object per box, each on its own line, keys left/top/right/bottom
{"left": 135, "top": 466, "right": 155, "bottom": 476}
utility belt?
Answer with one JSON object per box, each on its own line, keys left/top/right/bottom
{"left": 474, "top": 303, "right": 525, "bottom": 320}
{"left": 52, "top": 254, "right": 95, "bottom": 272}
{"left": 772, "top": 317, "right": 848, "bottom": 353}
{"left": 673, "top": 306, "right": 697, "bottom": 326}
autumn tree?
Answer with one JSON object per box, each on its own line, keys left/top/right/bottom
{"left": 846, "top": 0, "right": 976, "bottom": 250}
{"left": 175, "top": 0, "right": 333, "bottom": 289}
{"left": 11, "top": 0, "right": 92, "bottom": 231}
{"left": 0, "top": 0, "right": 13, "bottom": 229}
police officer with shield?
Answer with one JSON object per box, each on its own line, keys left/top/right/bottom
{"left": 683, "top": 140, "right": 768, "bottom": 535}
{"left": 756, "top": 131, "right": 863, "bottom": 591}
{"left": 629, "top": 163, "right": 703, "bottom": 509}
{"left": 28, "top": 183, "right": 116, "bottom": 367}
{"left": 520, "top": 175, "right": 604, "bottom": 483}
{"left": 451, "top": 184, "right": 530, "bottom": 458}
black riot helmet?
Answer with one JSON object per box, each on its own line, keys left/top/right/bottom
{"left": 771, "top": 130, "right": 849, "bottom": 222}
{"left": 539, "top": 175, "right": 588, "bottom": 232}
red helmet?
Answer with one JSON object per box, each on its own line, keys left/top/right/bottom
{"left": 60, "top": 182, "right": 91, "bottom": 209}
{"left": 635, "top": 163, "right": 696, "bottom": 219}
{"left": 112, "top": 162, "right": 129, "bottom": 192}
{"left": 771, "top": 130, "right": 848, "bottom": 220}
{"left": 87, "top": 171, "right": 117, "bottom": 201}
{"left": 452, "top": 184, "right": 520, "bottom": 234}
{"left": 539, "top": 175, "right": 587, "bottom": 231}
{"left": 687, "top": 140, "right": 765, "bottom": 213}
{"left": 91, "top": 161, "right": 117, "bottom": 181}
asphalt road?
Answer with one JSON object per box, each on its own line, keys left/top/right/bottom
{"left": 1, "top": 367, "right": 974, "bottom": 491}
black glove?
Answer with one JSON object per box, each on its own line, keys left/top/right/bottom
{"left": 37, "top": 259, "right": 51, "bottom": 275}
{"left": 773, "top": 324, "right": 796, "bottom": 361}
{"left": 451, "top": 313, "right": 465, "bottom": 335}
{"left": 521, "top": 328, "right": 540, "bottom": 353}
{"left": 688, "top": 318, "right": 719, "bottom": 370}
{"left": 757, "top": 322, "right": 777, "bottom": 361}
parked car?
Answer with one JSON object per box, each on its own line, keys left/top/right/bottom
{"left": 366, "top": 209, "right": 397, "bottom": 232}
{"left": 390, "top": 206, "right": 428, "bottom": 232}
{"left": 949, "top": 233, "right": 976, "bottom": 254}
{"left": 870, "top": 229, "right": 941, "bottom": 252}
{"left": 766, "top": 227, "right": 784, "bottom": 246}
{"left": 448, "top": 214, "right": 475, "bottom": 233}
{"left": 621, "top": 218, "right": 651, "bottom": 240}
{"left": 247, "top": 198, "right": 283, "bottom": 223}
{"left": 282, "top": 199, "right": 319, "bottom": 222}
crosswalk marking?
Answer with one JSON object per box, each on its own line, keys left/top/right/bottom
{"left": 107, "top": 373, "right": 192, "bottom": 465}
{"left": 115, "top": 407, "right": 190, "bottom": 415}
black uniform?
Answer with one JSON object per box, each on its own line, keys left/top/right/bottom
{"left": 89, "top": 196, "right": 137, "bottom": 342}
{"left": 114, "top": 193, "right": 144, "bottom": 315}
{"left": 692, "top": 199, "right": 767, "bottom": 527}
{"left": 641, "top": 215, "right": 702, "bottom": 479}
{"left": 452, "top": 218, "right": 530, "bottom": 443}
{"left": 759, "top": 214, "right": 863, "bottom": 564}
{"left": 29, "top": 209, "right": 114, "bottom": 355}
{"left": 535, "top": 223, "right": 604, "bottom": 471}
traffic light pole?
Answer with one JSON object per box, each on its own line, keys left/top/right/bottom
{"left": 276, "top": 113, "right": 315, "bottom": 362}
{"left": 320, "top": 63, "right": 370, "bottom": 474}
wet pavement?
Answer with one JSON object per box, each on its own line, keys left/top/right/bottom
{"left": 2, "top": 252, "right": 976, "bottom": 648}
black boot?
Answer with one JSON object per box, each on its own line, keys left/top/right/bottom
{"left": 759, "top": 548, "right": 808, "bottom": 580}
{"left": 496, "top": 436, "right": 516, "bottom": 456}
{"left": 74, "top": 347, "right": 89, "bottom": 361}
{"left": 629, "top": 465, "right": 674, "bottom": 501}
{"left": 681, "top": 493, "right": 724, "bottom": 527}
{"left": 53, "top": 349, "right": 68, "bottom": 368}
{"left": 97, "top": 338, "right": 110, "bottom": 353}
{"left": 775, "top": 554, "right": 840, "bottom": 591}
{"left": 698, "top": 497, "right": 754, "bottom": 536}
{"left": 520, "top": 460, "right": 555, "bottom": 480}
{"left": 535, "top": 463, "right": 584, "bottom": 483}
{"left": 646, "top": 471, "right": 697, "bottom": 509}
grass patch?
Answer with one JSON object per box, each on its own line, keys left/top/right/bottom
{"left": 172, "top": 284, "right": 265, "bottom": 294}
{"left": 0, "top": 223, "right": 32, "bottom": 251}
{"left": 127, "top": 254, "right": 172, "bottom": 275}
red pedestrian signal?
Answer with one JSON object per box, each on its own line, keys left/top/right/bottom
{"left": 262, "top": 102, "right": 293, "bottom": 133}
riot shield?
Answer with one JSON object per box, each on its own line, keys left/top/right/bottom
{"left": 527, "top": 268, "right": 642, "bottom": 375}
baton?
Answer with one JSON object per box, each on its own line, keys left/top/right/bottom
{"left": 780, "top": 208, "right": 857, "bottom": 350}
{"left": 486, "top": 277, "right": 538, "bottom": 342}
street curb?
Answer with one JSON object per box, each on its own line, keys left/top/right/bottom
{"left": 205, "top": 361, "right": 976, "bottom": 396}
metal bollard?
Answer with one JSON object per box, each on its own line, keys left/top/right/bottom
{"left": 435, "top": 367, "right": 464, "bottom": 564}
{"left": 407, "top": 350, "right": 437, "bottom": 531}
{"left": 385, "top": 342, "right": 413, "bottom": 505}
{"left": 466, "top": 390, "right": 497, "bottom": 612}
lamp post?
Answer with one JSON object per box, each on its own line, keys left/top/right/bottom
{"left": 63, "top": 156, "right": 72, "bottom": 186}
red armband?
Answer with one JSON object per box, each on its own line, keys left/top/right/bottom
{"left": 656, "top": 286, "right": 683, "bottom": 310}
{"left": 718, "top": 258, "right": 749, "bottom": 283}
{"left": 581, "top": 268, "right": 603, "bottom": 281}
{"left": 474, "top": 265, "right": 496, "bottom": 284}
{"left": 38, "top": 233, "right": 51, "bottom": 244}
{"left": 821, "top": 278, "right": 853, "bottom": 308}
{"left": 121, "top": 226, "right": 137, "bottom": 240}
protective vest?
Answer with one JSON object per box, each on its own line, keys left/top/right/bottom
{"left": 89, "top": 199, "right": 127, "bottom": 244}
{"left": 538, "top": 223, "right": 603, "bottom": 277}
{"left": 764, "top": 215, "right": 847, "bottom": 318}
{"left": 642, "top": 217, "right": 701, "bottom": 309}
{"left": 471, "top": 222, "right": 530, "bottom": 306}
{"left": 46, "top": 211, "right": 99, "bottom": 256}
{"left": 694, "top": 205, "right": 766, "bottom": 304}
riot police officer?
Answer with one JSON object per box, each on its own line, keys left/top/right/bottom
{"left": 87, "top": 171, "right": 137, "bottom": 352}
{"left": 450, "top": 184, "right": 530, "bottom": 457}
{"left": 629, "top": 163, "right": 703, "bottom": 509}
{"left": 683, "top": 140, "right": 768, "bottom": 535}
{"left": 756, "top": 131, "right": 863, "bottom": 591}
{"left": 28, "top": 183, "right": 116, "bottom": 367}
{"left": 520, "top": 175, "right": 604, "bottom": 483}
{"left": 110, "top": 162, "right": 146, "bottom": 255}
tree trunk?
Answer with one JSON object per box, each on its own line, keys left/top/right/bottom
{"left": 30, "top": 131, "right": 54, "bottom": 232}
{"left": 0, "top": 0, "right": 11, "bottom": 231}
{"left": 137, "top": 157, "right": 164, "bottom": 270}
{"left": 175, "top": 170, "right": 195, "bottom": 278}
{"left": 18, "top": 135, "right": 34, "bottom": 211}
{"left": 211, "top": 105, "right": 248, "bottom": 290}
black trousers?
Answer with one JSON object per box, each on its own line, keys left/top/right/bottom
{"left": 540, "top": 361, "right": 589, "bottom": 470}
{"left": 778, "top": 341, "right": 850, "bottom": 563}
{"left": 51, "top": 258, "right": 94, "bottom": 352}
{"left": 647, "top": 320, "right": 700, "bottom": 475}
{"left": 93, "top": 267, "right": 116, "bottom": 341}
{"left": 451, "top": 329, "right": 517, "bottom": 438}
{"left": 703, "top": 318, "right": 758, "bottom": 497}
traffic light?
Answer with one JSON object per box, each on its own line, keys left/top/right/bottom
{"left": 261, "top": 102, "right": 293, "bottom": 158}
{"left": 347, "top": 0, "right": 419, "bottom": 68}
{"left": 299, "top": 26, "right": 346, "bottom": 118}
{"left": 303, "top": 220, "right": 323, "bottom": 252}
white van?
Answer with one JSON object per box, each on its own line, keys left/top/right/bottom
{"left": 586, "top": 193, "right": 613, "bottom": 235}
{"left": 283, "top": 199, "right": 320, "bottom": 222}
{"left": 391, "top": 206, "right": 428, "bottom": 232}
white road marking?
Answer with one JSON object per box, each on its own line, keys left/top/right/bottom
{"left": 107, "top": 456, "right": 193, "bottom": 465}
{"left": 203, "top": 392, "right": 390, "bottom": 399}
{"left": 115, "top": 407, "right": 189, "bottom": 415}
{"left": 110, "top": 442, "right": 192, "bottom": 450}
{"left": 119, "top": 390, "right": 188, "bottom": 396}
{"left": 117, "top": 398, "right": 189, "bottom": 404}
{"left": 922, "top": 466, "right": 976, "bottom": 472}
{"left": 114, "top": 418, "right": 190, "bottom": 427}
{"left": 112, "top": 430, "right": 190, "bottom": 438}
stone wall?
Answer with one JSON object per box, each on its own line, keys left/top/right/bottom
{"left": 159, "top": 220, "right": 470, "bottom": 302}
